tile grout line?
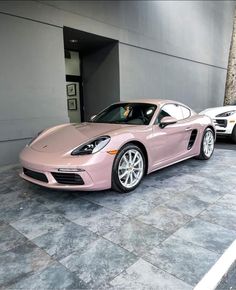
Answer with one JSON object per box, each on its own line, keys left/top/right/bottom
{"left": 61, "top": 188, "right": 233, "bottom": 258}
{"left": 1, "top": 151, "right": 235, "bottom": 289}
{"left": 4, "top": 181, "right": 234, "bottom": 259}
{"left": 161, "top": 188, "right": 236, "bottom": 255}
{"left": 12, "top": 193, "right": 141, "bottom": 288}
{"left": 192, "top": 191, "right": 236, "bottom": 233}
{"left": 139, "top": 255, "right": 194, "bottom": 288}
{"left": 1, "top": 219, "right": 94, "bottom": 288}
{"left": 75, "top": 195, "right": 218, "bottom": 287}
{"left": 107, "top": 256, "right": 194, "bottom": 289}
{"left": 194, "top": 239, "right": 236, "bottom": 290}
{"left": 0, "top": 237, "right": 60, "bottom": 288}
{"left": 31, "top": 194, "right": 195, "bottom": 287}
{"left": 77, "top": 193, "right": 179, "bottom": 245}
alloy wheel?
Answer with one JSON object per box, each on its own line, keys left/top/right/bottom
{"left": 203, "top": 130, "right": 214, "bottom": 157}
{"left": 118, "top": 149, "right": 144, "bottom": 189}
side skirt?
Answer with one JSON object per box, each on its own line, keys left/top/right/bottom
{"left": 148, "top": 153, "right": 197, "bottom": 174}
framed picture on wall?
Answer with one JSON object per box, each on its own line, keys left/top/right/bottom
{"left": 67, "top": 83, "right": 76, "bottom": 96}
{"left": 67, "top": 98, "right": 77, "bottom": 110}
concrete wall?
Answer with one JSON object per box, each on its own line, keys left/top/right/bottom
{"left": 41, "top": 0, "right": 234, "bottom": 68}
{"left": 83, "top": 43, "right": 120, "bottom": 120}
{"left": 0, "top": 0, "right": 235, "bottom": 165}
{"left": 38, "top": 0, "right": 235, "bottom": 112}
{"left": 119, "top": 43, "right": 225, "bottom": 112}
{"left": 0, "top": 13, "right": 68, "bottom": 165}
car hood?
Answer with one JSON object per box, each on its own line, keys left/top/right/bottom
{"left": 200, "top": 106, "right": 236, "bottom": 118}
{"left": 30, "top": 122, "right": 137, "bottom": 153}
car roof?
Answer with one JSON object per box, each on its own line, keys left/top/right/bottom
{"left": 203, "top": 105, "right": 236, "bottom": 111}
{"left": 118, "top": 99, "right": 189, "bottom": 107}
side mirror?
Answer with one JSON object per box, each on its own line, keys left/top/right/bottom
{"left": 160, "top": 116, "right": 177, "bottom": 128}
{"left": 90, "top": 115, "right": 96, "bottom": 121}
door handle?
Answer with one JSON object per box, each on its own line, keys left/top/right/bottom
{"left": 185, "top": 127, "right": 192, "bottom": 131}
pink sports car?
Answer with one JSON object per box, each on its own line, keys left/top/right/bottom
{"left": 19, "top": 99, "right": 215, "bottom": 192}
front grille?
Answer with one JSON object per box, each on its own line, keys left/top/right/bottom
{"left": 51, "top": 172, "right": 84, "bottom": 185}
{"left": 214, "top": 119, "right": 227, "bottom": 128}
{"left": 23, "top": 168, "right": 48, "bottom": 183}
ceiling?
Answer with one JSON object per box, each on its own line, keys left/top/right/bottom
{"left": 63, "top": 27, "right": 117, "bottom": 55}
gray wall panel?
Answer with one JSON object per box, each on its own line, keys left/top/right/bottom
{"left": 0, "top": 13, "right": 68, "bottom": 165}
{"left": 41, "top": 0, "right": 235, "bottom": 68}
{"left": 119, "top": 43, "right": 226, "bottom": 112}
{"left": 0, "top": 139, "right": 30, "bottom": 166}
{"left": 0, "top": 1, "right": 234, "bottom": 67}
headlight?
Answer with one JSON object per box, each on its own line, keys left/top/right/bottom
{"left": 28, "top": 130, "right": 44, "bottom": 146}
{"left": 216, "top": 110, "right": 236, "bottom": 117}
{"left": 71, "top": 136, "right": 111, "bottom": 156}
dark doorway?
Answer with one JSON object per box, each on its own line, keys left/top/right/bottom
{"left": 63, "top": 27, "right": 120, "bottom": 122}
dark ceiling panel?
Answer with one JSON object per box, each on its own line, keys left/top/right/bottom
{"left": 63, "top": 27, "right": 118, "bottom": 55}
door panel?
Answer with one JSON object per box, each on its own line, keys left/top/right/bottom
{"left": 150, "top": 103, "right": 194, "bottom": 168}
{"left": 151, "top": 122, "right": 191, "bottom": 165}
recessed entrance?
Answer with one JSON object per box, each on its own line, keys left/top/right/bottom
{"left": 63, "top": 27, "right": 120, "bottom": 123}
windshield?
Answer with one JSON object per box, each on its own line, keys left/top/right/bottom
{"left": 91, "top": 103, "right": 157, "bottom": 125}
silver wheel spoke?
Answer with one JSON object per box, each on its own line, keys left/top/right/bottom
{"left": 134, "top": 159, "right": 141, "bottom": 166}
{"left": 124, "top": 174, "right": 129, "bottom": 186}
{"left": 120, "top": 170, "right": 128, "bottom": 179}
{"left": 130, "top": 172, "right": 133, "bottom": 184}
{"left": 119, "top": 165, "right": 128, "bottom": 170}
{"left": 133, "top": 171, "right": 139, "bottom": 179}
{"left": 123, "top": 154, "right": 129, "bottom": 164}
{"left": 133, "top": 151, "right": 138, "bottom": 163}
{"left": 118, "top": 149, "right": 144, "bottom": 189}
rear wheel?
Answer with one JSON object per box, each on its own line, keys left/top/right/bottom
{"left": 196, "top": 128, "right": 215, "bottom": 160}
{"left": 231, "top": 125, "right": 236, "bottom": 143}
{"left": 112, "top": 144, "right": 145, "bottom": 193}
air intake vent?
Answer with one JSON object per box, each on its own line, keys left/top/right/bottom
{"left": 51, "top": 172, "right": 84, "bottom": 185}
{"left": 23, "top": 168, "right": 48, "bottom": 183}
{"left": 188, "top": 129, "right": 198, "bottom": 150}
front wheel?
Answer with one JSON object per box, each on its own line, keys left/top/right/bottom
{"left": 112, "top": 144, "right": 145, "bottom": 193}
{"left": 196, "top": 128, "right": 215, "bottom": 160}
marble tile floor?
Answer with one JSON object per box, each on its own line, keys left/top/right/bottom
{"left": 0, "top": 149, "right": 236, "bottom": 289}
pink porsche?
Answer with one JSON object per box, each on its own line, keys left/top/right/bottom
{"left": 19, "top": 99, "right": 215, "bottom": 192}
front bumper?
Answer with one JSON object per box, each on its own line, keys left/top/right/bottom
{"left": 19, "top": 146, "right": 115, "bottom": 191}
{"left": 213, "top": 118, "right": 235, "bottom": 135}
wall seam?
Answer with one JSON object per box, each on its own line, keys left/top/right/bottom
{"left": 119, "top": 42, "right": 227, "bottom": 71}
{"left": 36, "top": 0, "right": 229, "bottom": 70}
{"left": 0, "top": 7, "right": 228, "bottom": 70}
{"left": 0, "top": 11, "right": 63, "bottom": 29}
{"left": 0, "top": 137, "right": 32, "bottom": 143}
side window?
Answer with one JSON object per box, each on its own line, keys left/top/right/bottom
{"left": 180, "top": 106, "right": 191, "bottom": 119}
{"left": 156, "top": 104, "right": 183, "bottom": 124}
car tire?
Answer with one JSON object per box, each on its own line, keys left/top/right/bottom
{"left": 231, "top": 125, "right": 236, "bottom": 143}
{"left": 112, "top": 144, "right": 146, "bottom": 193}
{"left": 196, "top": 128, "right": 215, "bottom": 160}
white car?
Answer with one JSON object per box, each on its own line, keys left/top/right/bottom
{"left": 200, "top": 105, "right": 236, "bottom": 143}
